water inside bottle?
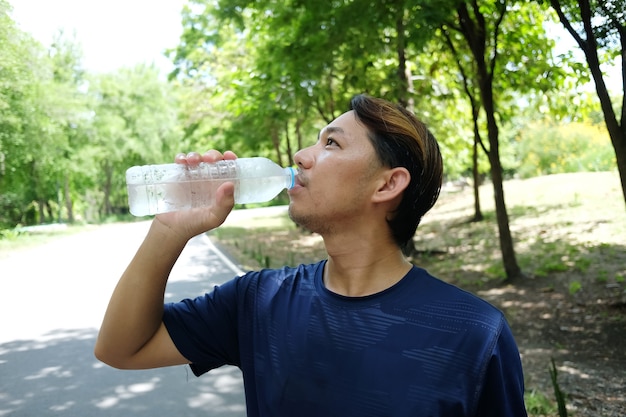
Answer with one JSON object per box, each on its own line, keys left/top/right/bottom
{"left": 128, "top": 179, "right": 231, "bottom": 216}
{"left": 237, "top": 175, "right": 291, "bottom": 204}
{"left": 126, "top": 159, "right": 293, "bottom": 216}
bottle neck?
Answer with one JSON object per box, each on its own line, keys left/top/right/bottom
{"left": 284, "top": 167, "right": 296, "bottom": 189}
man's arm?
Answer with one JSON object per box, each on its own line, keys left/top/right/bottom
{"left": 473, "top": 320, "right": 527, "bottom": 417}
{"left": 94, "top": 151, "right": 236, "bottom": 370}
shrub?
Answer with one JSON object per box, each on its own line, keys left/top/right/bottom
{"left": 514, "top": 121, "right": 615, "bottom": 178}
{"left": 0, "top": 192, "right": 26, "bottom": 229}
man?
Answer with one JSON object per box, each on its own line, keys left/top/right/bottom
{"left": 95, "top": 94, "right": 527, "bottom": 416}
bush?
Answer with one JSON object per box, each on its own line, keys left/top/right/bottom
{"left": 514, "top": 121, "right": 615, "bottom": 178}
{"left": 0, "top": 192, "right": 26, "bottom": 229}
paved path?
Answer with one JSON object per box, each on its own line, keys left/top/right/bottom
{"left": 0, "top": 221, "right": 247, "bottom": 416}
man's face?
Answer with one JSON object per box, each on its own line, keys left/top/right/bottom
{"left": 287, "top": 110, "right": 383, "bottom": 235}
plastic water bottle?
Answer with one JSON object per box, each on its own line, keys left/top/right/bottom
{"left": 126, "top": 157, "right": 296, "bottom": 216}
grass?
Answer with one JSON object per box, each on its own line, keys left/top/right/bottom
{"left": 210, "top": 208, "right": 328, "bottom": 271}
{"left": 0, "top": 214, "right": 141, "bottom": 259}
{"left": 0, "top": 224, "right": 93, "bottom": 259}
{"left": 525, "top": 390, "right": 559, "bottom": 416}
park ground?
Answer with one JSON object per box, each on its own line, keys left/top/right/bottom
{"left": 212, "top": 171, "right": 626, "bottom": 417}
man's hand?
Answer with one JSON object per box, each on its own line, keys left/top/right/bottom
{"left": 154, "top": 150, "right": 238, "bottom": 242}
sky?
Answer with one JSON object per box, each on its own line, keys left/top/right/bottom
{"left": 7, "top": 0, "right": 620, "bottom": 90}
{"left": 9, "top": 0, "right": 187, "bottom": 75}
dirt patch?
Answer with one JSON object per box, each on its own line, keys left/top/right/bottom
{"left": 476, "top": 278, "right": 626, "bottom": 416}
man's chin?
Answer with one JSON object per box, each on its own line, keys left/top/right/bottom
{"left": 287, "top": 206, "right": 314, "bottom": 233}
{"left": 287, "top": 205, "right": 303, "bottom": 227}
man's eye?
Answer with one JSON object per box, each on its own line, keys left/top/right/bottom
{"left": 326, "top": 138, "right": 337, "bottom": 146}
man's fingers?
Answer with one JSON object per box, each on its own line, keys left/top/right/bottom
{"left": 223, "top": 151, "right": 238, "bottom": 160}
{"left": 202, "top": 150, "right": 224, "bottom": 163}
{"left": 174, "top": 150, "right": 236, "bottom": 165}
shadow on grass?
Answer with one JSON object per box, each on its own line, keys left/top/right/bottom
{"left": 413, "top": 206, "right": 626, "bottom": 289}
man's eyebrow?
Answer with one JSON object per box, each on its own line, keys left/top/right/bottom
{"left": 326, "top": 126, "right": 345, "bottom": 134}
{"left": 318, "top": 126, "right": 345, "bottom": 139}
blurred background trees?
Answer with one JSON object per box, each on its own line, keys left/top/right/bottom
{"left": 1, "top": 0, "right": 622, "bottom": 280}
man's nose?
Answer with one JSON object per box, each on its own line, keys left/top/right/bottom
{"left": 293, "top": 146, "right": 314, "bottom": 169}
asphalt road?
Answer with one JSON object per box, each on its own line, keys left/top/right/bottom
{"left": 0, "top": 220, "right": 248, "bottom": 416}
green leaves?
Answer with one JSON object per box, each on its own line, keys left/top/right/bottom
{"left": 0, "top": 2, "right": 182, "bottom": 225}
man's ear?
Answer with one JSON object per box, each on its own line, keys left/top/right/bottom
{"left": 371, "top": 167, "right": 410, "bottom": 203}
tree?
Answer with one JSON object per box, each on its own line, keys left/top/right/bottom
{"left": 87, "top": 65, "right": 182, "bottom": 217}
{"left": 172, "top": 0, "right": 568, "bottom": 281}
{"left": 0, "top": 0, "right": 54, "bottom": 225}
{"left": 541, "top": 0, "right": 626, "bottom": 210}
{"left": 440, "top": 0, "right": 562, "bottom": 280}
{"left": 172, "top": 0, "right": 445, "bottom": 164}
{"left": 170, "top": 2, "right": 297, "bottom": 163}
{"left": 1, "top": 2, "right": 184, "bottom": 226}
{"left": 44, "top": 30, "right": 90, "bottom": 223}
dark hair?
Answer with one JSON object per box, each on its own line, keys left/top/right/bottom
{"left": 349, "top": 94, "right": 443, "bottom": 249}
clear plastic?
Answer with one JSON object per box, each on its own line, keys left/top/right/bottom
{"left": 126, "top": 157, "right": 296, "bottom": 216}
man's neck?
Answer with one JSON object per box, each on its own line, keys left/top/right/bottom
{"left": 322, "top": 236, "right": 412, "bottom": 297}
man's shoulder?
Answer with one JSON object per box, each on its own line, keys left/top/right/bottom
{"left": 403, "top": 267, "right": 506, "bottom": 328}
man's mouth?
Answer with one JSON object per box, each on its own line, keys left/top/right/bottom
{"left": 294, "top": 171, "right": 306, "bottom": 187}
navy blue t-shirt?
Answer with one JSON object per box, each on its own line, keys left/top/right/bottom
{"left": 163, "top": 261, "right": 527, "bottom": 417}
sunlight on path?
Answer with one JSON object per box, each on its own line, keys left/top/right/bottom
{"left": 0, "top": 221, "right": 151, "bottom": 343}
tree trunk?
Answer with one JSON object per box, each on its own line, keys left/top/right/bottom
{"left": 457, "top": 1, "right": 523, "bottom": 280}
{"left": 270, "top": 125, "right": 282, "bottom": 167}
{"left": 579, "top": 19, "right": 626, "bottom": 211}
{"left": 103, "top": 163, "right": 113, "bottom": 217}
{"left": 64, "top": 175, "right": 74, "bottom": 223}
{"left": 394, "top": 9, "right": 409, "bottom": 108}
{"left": 293, "top": 116, "right": 303, "bottom": 166}
{"left": 612, "top": 132, "right": 626, "bottom": 211}
{"left": 472, "top": 134, "right": 483, "bottom": 222}
{"left": 470, "top": 96, "right": 484, "bottom": 222}
{"left": 37, "top": 200, "right": 45, "bottom": 224}
{"left": 549, "top": 0, "right": 626, "bottom": 210}
{"left": 480, "top": 68, "right": 522, "bottom": 279}
{"left": 486, "top": 131, "right": 522, "bottom": 280}
{"left": 442, "top": 26, "right": 484, "bottom": 222}
{"left": 573, "top": 0, "right": 626, "bottom": 211}
{"left": 284, "top": 121, "right": 293, "bottom": 168}
{"left": 481, "top": 70, "right": 522, "bottom": 281}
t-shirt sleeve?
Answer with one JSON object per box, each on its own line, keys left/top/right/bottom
{"left": 162, "top": 276, "right": 242, "bottom": 376}
{"left": 474, "top": 318, "right": 527, "bottom": 417}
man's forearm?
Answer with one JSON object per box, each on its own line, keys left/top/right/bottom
{"left": 94, "top": 220, "right": 188, "bottom": 367}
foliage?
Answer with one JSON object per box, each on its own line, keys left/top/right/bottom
{"left": 0, "top": 0, "right": 48, "bottom": 225}
{"left": 568, "top": 280, "right": 582, "bottom": 295}
{"left": 0, "top": 3, "right": 182, "bottom": 227}
{"left": 524, "top": 389, "right": 558, "bottom": 416}
{"left": 171, "top": 0, "right": 456, "bottom": 166}
{"left": 2, "top": 0, "right": 625, "bottom": 232}
{"left": 0, "top": 192, "right": 25, "bottom": 228}
{"left": 515, "top": 121, "right": 616, "bottom": 178}
{"left": 86, "top": 65, "right": 182, "bottom": 216}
